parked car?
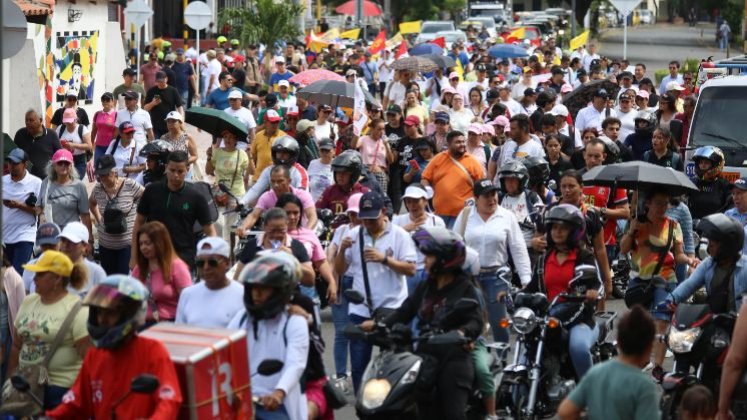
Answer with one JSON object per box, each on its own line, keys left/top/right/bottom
{"left": 439, "top": 30, "right": 468, "bottom": 50}
{"left": 416, "top": 21, "right": 456, "bottom": 44}
{"left": 639, "top": 9, "right": 656, "bottom": 24}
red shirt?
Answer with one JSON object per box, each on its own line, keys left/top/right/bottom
{"left": 315, "top": 182, "right": 369, "bottom": 214}
{"left": 582, "top": 185, "right": 627, "bottom": 245}
{"left": 544, "top": 249, "right": 578, "bottom": 301}
{"left": 47, "top": 335, "right": 182, "bottom": 420}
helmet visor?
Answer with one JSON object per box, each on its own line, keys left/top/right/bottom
{"left": 83, "top": 284, "right": 123, "bottom": 309}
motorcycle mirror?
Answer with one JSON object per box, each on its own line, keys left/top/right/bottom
{"left": 343, "top": 289, "right": 366, "bottom": 305}
{"left": 257, "top": 359, "right": 285, "bottom": 376}
{"left": 10, "top": 375, "right": 30, "bottom": 393}
{"left": 218, "top": 183, "right": 231, "bottom": 194}
{"left": 317, "top": 208, "right": 335, "bottom": 225}
{"left": 130, "top": 374, "right": 160, "bottom": 394}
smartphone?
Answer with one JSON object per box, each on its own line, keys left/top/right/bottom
{"left": 154, "top": 94, "right": 161, "bottom": 101}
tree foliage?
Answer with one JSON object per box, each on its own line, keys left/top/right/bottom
{"left": 218, "top": 0, "right": 305, "bottom": 48}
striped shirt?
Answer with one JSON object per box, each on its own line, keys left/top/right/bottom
{"left": 90, "top": 178, "right": 144, "bottom": 249}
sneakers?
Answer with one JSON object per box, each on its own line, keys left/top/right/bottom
{"left": 642, "top": 362, "right": 654, "bottom": 372}
{"left": 485, "top": 415, "right": 499, "bottom": 420}
{"left": 651, "top": 365, "right": 665, "bottom": 383}
{"left": 333, "top": 375, "right": 352, "bottom": 395}
{"left": 665, "top": 350, "right": 674, "bottom": 358}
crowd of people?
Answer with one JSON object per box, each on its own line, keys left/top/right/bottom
{"left": 0, "top": 25, "right": 744, "bottom": 420}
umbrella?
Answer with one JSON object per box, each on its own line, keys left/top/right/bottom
{"left": 391, "top": 56, "right": 439, "bottom": 73}
{"left": 488, "top": 44, "right": 529, "bottom": 59}
{"left": 289, "top": 69, "right": 345, "bottom": 87}
{"left": 409, "top": 43, "right": 444, "bottom": 56}
{"left": 185, "top": 107, "right": 249, "bottom": 138}
{"left": 582, "top": 161, "right": 698, "bottom": 195}
{"left": 296, "top": 80, "right": 380, "bottom": 109}
{"left": 562, "top": 79, "right": 620, "bottom": 120}
{"left": 422, "top": 53, "right": 456, "bottom": 69}
{"left": 335, "top": 0, "right": 382, "bottom": 16}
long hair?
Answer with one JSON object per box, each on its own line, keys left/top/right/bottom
{"left": 46, "top": 160, "right": 80, "bottom": 182}
{"left": 135, "top": 221, "right": 177, "bottom": 284}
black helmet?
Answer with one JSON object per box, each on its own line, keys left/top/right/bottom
{"left": 239, "top": 252, "right": 302, "bottom": 320}
{"left": 271, "top": 136, "right": 300, "bottom": 166}
{"left": 598, "top": 135, "right": 620, "bottom": 164}
{"left": 544, "top": 204, "right": 586, "bottom": 249}
{"left": 696, "top": 214, "right": 744, "bottom": 262}
{"left": 634, "top": 109, "right": 656, "bottom": 136}
{"left": 331, "top": 150, "right": 363, "bottom": 186}
{"left": 524, "top": 155, "right": 550, "bottom": 188}
{"left": 412, "top": 227, "right": 466, "bottom": 276}
{"left": 498, "top": 160, "right": 529, "bottom": 192}
{"left": 139, "top": 139, "right": 173, "bottom": 163}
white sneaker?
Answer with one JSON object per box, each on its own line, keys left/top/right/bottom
{"left": 333, "top": 376, "right": 352, "bottom": 395}
{"left": 642, "top": 362, "right": 655, "bottom": 372}
{"left": 666, "top": 350, "right": 674, "bottom": 358}
{"left": 485, "top": 415, "right": 499, "bottom": 420}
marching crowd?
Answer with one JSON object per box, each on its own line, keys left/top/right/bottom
{"left": 0, "top": 29, "right": 745, "bottom": 420}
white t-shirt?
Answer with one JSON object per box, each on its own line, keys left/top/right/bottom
{"left": 426, "top": 76, "right": 449, "bottom": 110}
{"left": 386, "top": 81, "right": 408, "bottom": 108}
{"left": 496, "top": 139, "right": 546, "bottom": 169}
{"left": 616, "top": 108, "right": 637, "bottom": 142}
{"left": 307, "top": 159, "right": 333, "bottom": 201}
{"left": 500, "top": 193, "right": 534, "bottom": 244}
{"left": 208, "top": 59, "right": 223, "bottom": 90}
{"left": 378, "top": 58, "right": 394, "bottom": 83}
{"left": 278, "top": 95, "right": 297, "bottom": 109}
{"left": 449, "top": 108, "right": 474, "bottom": 136}
{"left": 313, "top": 121, "right": 334, "bottom": 143}
{"left": 105, "top": 138, "right": 148, "bottom": 178}
{"left": 2, "top": 172, "right": 42, "bottom": 244}
{"left": 115, "top": 108, "right": 153, "bottom": 144}
{"left": 175, "top": 280, "right": 245, "bottom": 328}
{"left": 391, "top": 213, "right": 445, "bottom": 270}
{"left": 501, "top": 98, "right": 523, "bottom": 117}
{"left": 224, "top": 106, "right": 257, "bottom": 134}
{"left": 58, "top": 125, "right": 91, "bottom": 156}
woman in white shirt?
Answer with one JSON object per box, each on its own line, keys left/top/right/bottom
{"left": 105, "top": 122, "right": 146, "bottom": 179}
{"left": 58, "top": 108, "right": 93, "bottom": 181}
{"left": 453, "top": 179, "right": 531, "bottom": 343}
{"left": 449, "top": 93, "right": 476, "bottom": 136}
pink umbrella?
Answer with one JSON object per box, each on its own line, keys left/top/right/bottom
{"left": 335, "top": 0, "right": 382, "bottom": 17}
{"left": 289, "top": 69, "right": 345, "bottom": 87}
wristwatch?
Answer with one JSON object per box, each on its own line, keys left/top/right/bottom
{"left": 600, "top": 207, "right": 608, "bottom": 217}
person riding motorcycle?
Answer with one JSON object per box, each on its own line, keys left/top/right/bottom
{"left": 663, "top": 214, "right": 747, "bottom": 313}
{"left": 241, "top": 136, "right": 309, "bottom": 206}
{"left": 137, "top": 140, "right": 173, "bottom": 186}
{"left": 360, "top": 227, "right": 483, "bottom": 420}
{"left": 688, "top": 146, "right": 732, "bottom": 220}
{"left": 46, "top": 275, "right": 182, "bottom": 419}
{"left": 315, "top": 150, "right": 369, "bottom": 214}
{"left": 524, "top": 155, "right": 555, "bottom": 205}
{"left": 498, "top": 160, "right": 545, "bottom": 266}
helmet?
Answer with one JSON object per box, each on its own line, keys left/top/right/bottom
{"left": 544, "top": 204, "right": 586, "bottom": 249}
{"left": 634, "top": 109, "right": 656, "bottom": 136}
{"left": 217, "top": 36, "right": 228, "bottom": 44}
{"left": 412, "top": 227, "right": 466, "bottom": 276}
{"left": 239, "top": 252, "right": 301, "bottom": 320}
{"left": 139, "top": 139, "right": 173, "bottom": 163}
{"left": 331, "top": 150, "right": 363, "bottom": 186}
{"left": 523, "top": 155, "right": 550, "bottom": 188}
{"left": 691, "top": 146, "right": 725, "bottom": 181}
{"left": 271, "top": 136, "right": 300, "bottom": 166}
{"left": 598, "top": 135, "right": 620, "bottom": 164}
{"left": 84, "top": 275, "right": 149, "bottom": 349}
{"left": 498, "top": 160, "right": 529, "bottom": 193}
{"left": 696, "top": 214, "right": 744, "bottom": 262}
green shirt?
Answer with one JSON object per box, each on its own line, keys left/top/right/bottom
{"left": 568, "top": 359, "right": 660, "bottom": 420}
{"left": 112, "top": 83, "right": 146, "bottom": 109}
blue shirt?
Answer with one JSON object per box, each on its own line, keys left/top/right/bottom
{"left": 658, "top": 73, "right": 685, "bottom": 95}
{"left": 725, "top": 207, "right": 747, "bottom": 254}
{"left": 666, "top": 202, "right": 694, "bottom": 254}
{"left": 269, "top": 72, "right": 294, "bottom": 92}
{"left": 360, "top": 61, "right": 378, "bottom": 83}
{"left": 206, "top": 87, "right": 245, "bottom": 111}
{"left": 170, "top": 61, "right": 194, "bottom": 94}
{"left": 670, "top": 255, "right": 747, "bottom": 310}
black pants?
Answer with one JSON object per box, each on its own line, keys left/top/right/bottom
{"left": 420, "top": 349, "right": 474, "bottom": 420}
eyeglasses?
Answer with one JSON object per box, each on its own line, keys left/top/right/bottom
{"left": 196, "top": 258, "right": 221, "bottom": 268}
{"left": 55, "top": 161, "right": 71, "bottom": 167}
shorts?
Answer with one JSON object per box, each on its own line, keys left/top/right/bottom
{"left": 306, "top": 376, "right": 334, "bottom": 420}
{"left": 628, "top": 277, "right": 675, "bottom": 321}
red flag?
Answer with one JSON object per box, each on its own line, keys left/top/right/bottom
{"left": 395, "top": 40, "right": 408, "bottom": 59}
{"left": 429, "top": 37, "right": 445, "bottom": 49}
{"left": 368, "top": 30, "right": 387, "bottom": 55}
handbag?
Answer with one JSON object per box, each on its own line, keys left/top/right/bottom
{"left": 1, "top": 301, "right": 82, "bottom": 416}
{"left": 213, "top": 151, "right": 240, "bottom": 207}
{"left": 624, "top": 222, "right": 674, "bottom": 308}
{"left": 102, "top": 180, "right": 133, "bottom": 235}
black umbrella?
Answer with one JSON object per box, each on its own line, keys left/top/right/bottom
{"left": 562, "top": 79, "right": 620, "bottom": 120}
{"left": 296, "top": 80, "right": 380, "bottom": 109}
{"left": 582, "top": 161, "right": 698, "bottom": 195}
{"left": 185, "top": 107, "right": 248, "bottom": 138}
{"left": 422, "top": 54, "right": 456, "bottom": 69}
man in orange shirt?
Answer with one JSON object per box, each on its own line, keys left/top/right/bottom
{"left": 422, "top": 130, "right": 485, "bottom": 228}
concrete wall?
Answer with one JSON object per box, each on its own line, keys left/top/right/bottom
{"left": 2, "top": 37, "right": 45, "bottom": 136}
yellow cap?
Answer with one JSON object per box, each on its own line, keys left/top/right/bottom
{"left": 523, "top": 66, "right": 532, "bottom": 73}
{"left": 23, "top": 250, "right": 73, "bottom": 277}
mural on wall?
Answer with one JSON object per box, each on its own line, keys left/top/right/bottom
{"left": 36, "top": 16, "right": 54, "bottom": 125}
{"left": 54, "top": 30, "right": 99, "bottom": 104}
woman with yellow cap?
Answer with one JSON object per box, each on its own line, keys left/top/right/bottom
{"left": 7, "top": 251, "right": 90, "bottom": 410}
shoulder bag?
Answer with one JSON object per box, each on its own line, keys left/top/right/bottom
{"left": 1, "top": 301, "right": 82, "bottom": 417}
{"left": 624, "top": 221, "right": 675, "bottom": 308}
{"left": 449, "top": 156, "right": 475, "bottom": 187}
{"left": 359, "top": 227, "right": 395, "bottom": 321}
{"left": 103, "top": 179, "right": 135, "bottom": 235}
{"left": 213, "top": 151, "right": 240, "bottom": 207}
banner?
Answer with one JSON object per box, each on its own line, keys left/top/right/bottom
{"left": 309, "top": 28, "right": 341, "bottom": 53}
{"left": 570, "top": 30, "right": 590, "bottom": 51}
{"left": 399, "top": 20, "right": 422, "bottom": 34}
{"left": 340, "top": 28, "right": 361, "bottom": 40}
{"left": 368, "top": 30, "right": 387, "bottom": 54}
{"left": 386, "top": 32, "right": 403, "bottom": 50}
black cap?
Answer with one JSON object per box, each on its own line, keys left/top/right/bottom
{"left": 523, "top": 87, "right": 536, "bottom": 97}
{"left": 551, "top": 66, "right": 565, "bottom": 76}
{"left": 94, "top": 154, "right": 117, "bottom": 176}
{"left": 476, "top": 64, "right": 487, "bottom": 72}
{"left": 358, "top": 191, "right": 385, "bottom": 219}
{"left": 101, "top": 92, "right": 114, "bottom": 101}
{"left": 123, "top": 90, "right": 139, "bottom": 100}
{"left": 618, "top": 71, "right": 634, "bottom": 79}
{"left": 486, "top": 89, "right": 500, "bottom": 100}
{"left": 386, "top": 104, "right": 402, "bottom": 114}
{"left": 122, "top": 68, "right": 136, "bottom": 77}
{"left": 593, "top": 88, "right": 609, "bottom": 99}
{"left": 473, "top": 179, "right": 499, "bottom": 196}
{"left": 318, "top": 138, "right": 335, "bottom": 150}
{"left": 576, "top": 68, "right": 588, "bottom": 77}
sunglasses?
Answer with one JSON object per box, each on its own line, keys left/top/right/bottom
{"left": 196, "top": 258, "right": 221, "bottom": 268}
{"left": 55, "top": 161, "right": 71, "bottom": 167}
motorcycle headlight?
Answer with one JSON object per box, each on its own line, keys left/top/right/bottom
{"left": 398, "top": 359, "right": 421, "bottom": 386}
{"left": 361, "top": 378, "right": 391, "bottom": 409}
{"left": 512, "top": 307, "right": 537, "bottom": 334}
{"left": 668, "top": 327, "right": 702, "bottom": 354}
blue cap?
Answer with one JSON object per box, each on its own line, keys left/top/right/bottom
{"left": 358, "top": 191, "right": 385, "bottom": 219}
{"left": 434, "top": 112, "right": 450, "bottom": 122}
{"left": 175, "top": 48, "right": 185, "bottom": 54}
{"left": 36, "top": 223, "right": 61, "bottom": 246}
{"left": 6, "top": 148, "right": 28, "bottom": 163}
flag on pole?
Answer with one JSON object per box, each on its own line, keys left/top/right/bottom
{"left": 395, "top": 40, "right": 408, "bottom": 59}
{"left": 386, "top": 32, "right": 403, "bottom": 50}
{"left": 399, "top": 20, "right": 422, "bottom": 34}
{"left": 454, "top": 56, "right": 464, "bottom": 80}
{"left": 509, "top": 27, "right": 525, "bottom": 39}
{"left": 569, "top": 30, "right": 590, "bottom": 51}
{"left": 340, "top": 28, "right": 361, "bottom": 40}
{"left": 429, "top": 37, "right": 446, "bottom": 49}
{"left": 368, "top": 30, "right": 387, "bottom": 54}
{"left": 308, "top": 28, "right": 341, "bottom": 52}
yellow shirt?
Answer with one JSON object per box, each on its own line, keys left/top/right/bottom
{"left": 211, "top": 148, "right": 249, "bottom": 197}
{"left": 15, "top": 293, "right": 89, "bottom": 387}
{"left": 251, "top": 129, "right": 287, "bottom": 177}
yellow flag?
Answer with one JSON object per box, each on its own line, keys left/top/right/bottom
{"left": 509, "top": 27, "right": 525, "bottom": 39}
{"left": 455, "top": 57, "right": 464, "bottom": 80}
{"left": 320, "top": 28, "right": 341, "bottom": 43}
{"left": 399, "top": 21, "right": 422, "bottom": 34}
{"left": 340, "top": 28, "right": 361, "bottom": 40}
{"left": 386, "top": 32, "right": 403, "bottom": 49}
{"left": 570, "top": 30, "right": 590, "bottom": 51}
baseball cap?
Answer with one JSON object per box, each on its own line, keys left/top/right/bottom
{"left": 523, "top": 87, "right": 536, "bottom": 97}
{"left": 94, "top": 154, "right": 117, "bottom": 176}
{"left": 286, "top": 106, "right": 300, "bottom": 116}
{"left": 101, "top": 92, "right": 114, "bottom": 101}
{"left": 346, "top": 69, "right": 358, "bottom": 76}
{"left": 59, "top": 221, "right": 89, "bottom": 244}
{"left": 576, "top": 68, "right": 588, "bottom": 77}
{"left": 228, "top": 90, "right": 243, "bottom": 99}
{"left": 52, "top": 149, "right": 73, "bottom": 164}
{"left": 123, "top": 90, "right": 139, "bottom": 100}
{"left": 449, "top": 71, "right": 460, "bottom": 80}
{"left": 36, "top": 223, "right": 61, "bottom": 246}
{"left": 473, "top": 179, "right": 499, "bottom": 196}
{"left": 482, "top": 124, "right": 495, "bottom": 135}
{"left": 476, "top": 64, "right": 487, "bottom": 72}
{"left": 561, "top": 84, "right": 573, "bottom": 94}
{"left": 119, "top": 121, "right": 135, "bottom": 133}
{"left": 468, "top": 123, "right": 482, "bottom": 134}
{"left": 155, "top": 71, "right": 167, "bottom": 80}
{"left": 346, "top": 193, "right": 363, "bottom": 214}
{"left": 732, "top": 178, "right": 747, "bottom": 191}
{"left": 666, "top": 81, "right": 685, "bottom": 91}
{"left": 275, "top": 56, "right": 285, "bottom": 64}
{"left": 619, "top": 93, "right": 632, "bottom": 101}
{"left": 265, "top": 109, "right": 282, "bottom": 122}
{"left": 636, "top": 90, "right": 650, "bottom": 99}
{"left": 23, "top": 250, "right": 73, "bottom": 277}
{"left": 403, "top": 185, "right": 428, "bottom": 200}
{"left": 318, "top": 138, "right": 335, "bottom": 150}
{"left": 62, "top": 108, "right": 77, "bottom": 123}
{"left": 175, "top": 48, "right": 184, "bottom": 54}
{"left": 386, "top": 104, "right": 402, "bottom": 115}
{"left": 404, "top": 115, "right": 421, "bottom": 126}
{"left": 164, "top": 53, "right": 176, "bottom": 63}
{"left": 65, "top": 91, "right": 78, "bottom": 99}
{"left": 523, "top": 66, "right": 532, "bottom": 74}
{"left": 491, "top": 115, "right": 509, "bottom": 127}
{"left": 196, "top": 237, "right": 231, "bottom": 259}
{"left": 618, "top": 71, "right": 634, "bottom": 79}
{"left": 593, "top": 88, "right": 609, "bottom": 98}
{"left": 486, "top": 89, "right": 500, "bottom": 100}
{"left": 550, "top": 104, "right": 569, "bottom": 117}
{"left": 278, "top": 80, "right": 290, "bottom": 88}
{"left": 358, "top": 191, "right": 385, "bottom": 219}
{"left": 165, "top": 111, "right": 183, "bottom": 122}
{"left": 6, "top": 148, "right": 28, "bottom": 163}
{"left": 434, "top": 111, "right": 450, "bottom": 123}
{"left": 551, "top": 67, "right": 565, "bottom": 76}
{"left": 122, "top": 68, "right": 136, "bottom": 77}
{"left": 296, "top": 119, "right": 315, "bottom": 133}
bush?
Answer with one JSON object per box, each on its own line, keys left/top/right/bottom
{"left": 654, "top": 68, "right": 669, "bottom": 84}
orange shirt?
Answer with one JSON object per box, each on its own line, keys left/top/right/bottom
{"left": 422, "top": 151, "right": 485, "bottom": 217}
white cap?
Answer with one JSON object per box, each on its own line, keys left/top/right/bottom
{"left": 228, "top": 90, "right": 243, "bottom": 99}
{"left": 275, "top": 56, "right": 285, "bottom": 64}
{"left": 278, "top": 80, "right": 290, "bottom": 88}
{"left": 165, "top": 110, "right": 183, "bottom": 121}
{"left": 550, "top": 104, "right": 569, "bottom": 117}
{"left": 666, "top": 81, "right": 685, "bottom": 91}
{"left": 403, "top": 185, "right": 428, "bottom": 200}
{"left": 196, "top": 237, "right": 231, "bottom": 258}
{"left": 58, "top": 222, "right": 89, "bottom": 244}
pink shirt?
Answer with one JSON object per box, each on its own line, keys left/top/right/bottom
{"left": 93, "top": 110, "right": 117, "bottom": 147}
{"left": 289, "top": 227, "right": 326, "bottom": 262}
{"left": 358, "top": 135, "right": 388, "bottom": 169}
{"left": 132, "top": 258, "right": 192, "bottom": 321}
{"left": 256, "top": 186, "right": 314, "bottom": 225}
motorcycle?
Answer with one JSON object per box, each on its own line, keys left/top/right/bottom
{"left": 497, "top": 265, "right": 617, "bottom": 419}
{"left": 343, "top": 290, "right": 508, "bottom": 420}
{"left": 660, "top": 303, "right": 737, "bottom": 420}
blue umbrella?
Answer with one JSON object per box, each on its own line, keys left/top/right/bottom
{"left": 409, "top": 43, "right": 444, "bottom": 56}
{"left": 488, "top": 44, "right": 529, "bottom": 59}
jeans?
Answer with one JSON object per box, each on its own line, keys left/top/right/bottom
{"left": 439, "top": 215, "right": 457, "bottom": 230}
{"left": 675, "top": 263, "right": 687, "bottom": 284}
{"left": 44, "top": 384, "right": 69, "bottom": 410}
{"left": 349, "top": 313, "right": 374, "bottom": 393}
{"left": 331, "top": 275, "right": 353, "bottom": 378}
{"left": 478, "top": 270, "right": 510, "bottom": 343}
{"left": 254, "top": 404, "right": 290, "bottom": 420}
{"left": 406, "top": 269, "right": 426, "bottom": 296}
{"left": 74, "top": 161, "right": 87, "bottom": 183}
{"left": 93, "top": 145, "right": 109, "bottom": 167}
{"left": 99, "top": 245, "right": 131, "bottom": 275}
{"left": 720, "top": 34, "right": 728, "bottom": 50}
{"left": 180, "top": 90, "right": 189, "bottom": 107}
{"left": 3, "top": 242, "right": 34, "bottom": 276}
{"left": 568, "top": 322, "right": 599, "bottom": 378}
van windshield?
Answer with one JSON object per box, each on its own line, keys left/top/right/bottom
{"left": 421, "top": 23, "right": 454, "bottom": 33}
{"left": 690, "top": 85, "right": 747, "bottom": 166}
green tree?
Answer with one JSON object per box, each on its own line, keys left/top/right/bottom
{"left": 218, "top": 0, "right": 305, "bottom": 48}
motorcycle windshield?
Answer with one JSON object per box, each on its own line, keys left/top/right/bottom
{"left": 673, "top": 304, "right": 711, "bottom": 329}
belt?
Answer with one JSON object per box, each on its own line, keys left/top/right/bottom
{"left": 480, "top": 266, "right": 500, "bottom": 273}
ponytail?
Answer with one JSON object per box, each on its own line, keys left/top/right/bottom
{"left": 67, "top": 261, "right": 89, "bottom": 291}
